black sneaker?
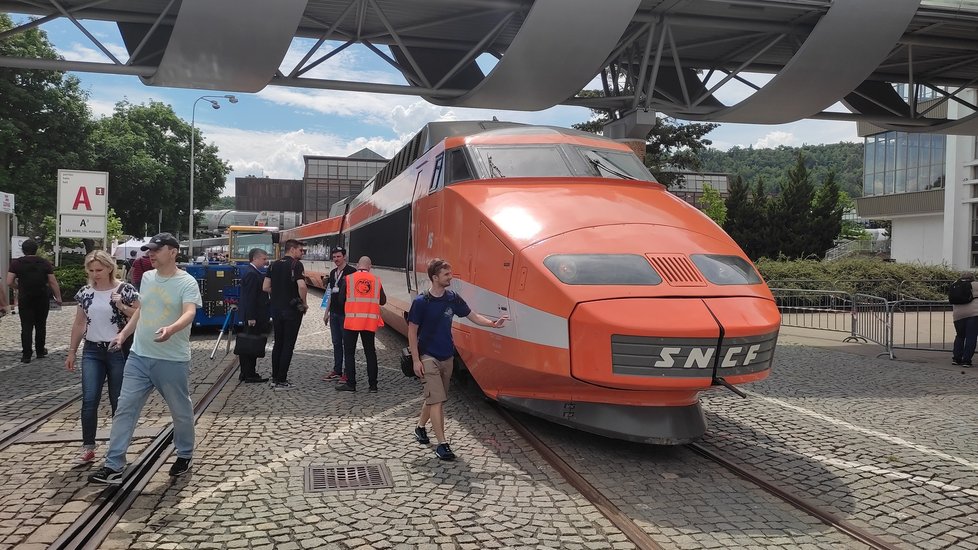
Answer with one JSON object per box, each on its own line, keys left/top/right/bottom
{"left": 89, "top": 466, "right": 123, "bottom": 484}
{"left": 434, "top": 443, "right": 456, "bottom": 461}
{"left": 335, "top": 383, "right": 356, "bottom": 392}
{"left": 368, "top": 386, "right": 378, "bottom": 393}
{"left": 273, "top": 382, "right": 295, "bottom": 391}
{"left": 36, "top": 348, "right": 48, "bottom": 359}
{"left": 414, "top": 427, "right": 430, "bottom": 444}
{"left": 20, "top": 353, "right": 31, "bottom": 363}
{"left": 169, "top": 457, "right": 192, "bottom": 477}
{"left": 963, "top": 363, "right": 974, "bottom": 368}
{"left": 953, "top": 358, "right": 963, "bottom": 366}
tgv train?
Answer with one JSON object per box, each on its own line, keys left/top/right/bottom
{"left": 282, "top": 121, "right": 780, "bottom": 444}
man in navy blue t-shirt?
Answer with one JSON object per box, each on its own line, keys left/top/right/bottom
{"left": 408, "top": 258, "right": 507, "bottom": 461}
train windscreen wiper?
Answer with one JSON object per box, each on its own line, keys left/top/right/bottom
{"left": 586, "top": 153, "right": 636, "bottom": 180}
{"left": 487, "top": 155, "right": 505, "bottom": 178}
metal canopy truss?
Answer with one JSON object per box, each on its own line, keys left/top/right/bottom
{"left": 4, "top": 0, "right": 978, "bottom": 131}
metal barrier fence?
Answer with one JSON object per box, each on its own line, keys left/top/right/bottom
{"left": 771, "top": 288, "right": 955, "bottom": 359}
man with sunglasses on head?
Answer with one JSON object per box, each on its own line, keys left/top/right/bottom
{"left": 263, "top": 239, "right": 308, "bottom": 390}
{"left": 322, "top": 246, "right": 357, "bottom": 383}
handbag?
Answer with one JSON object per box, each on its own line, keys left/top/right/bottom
{"left": 400, "top": 347, "right": 417, "bottom": 378}
{"left": 234, "top": 332, "right": 267, "bottom": 358}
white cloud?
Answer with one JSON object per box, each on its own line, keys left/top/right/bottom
{"left": 197, "top": 124, "right": 407, "bottom": 195}
{"left": 754, "top": 131, "right": 797, "bottom": 148}
{"left": 57, "top": 42, "right": 130, "bottom": 64}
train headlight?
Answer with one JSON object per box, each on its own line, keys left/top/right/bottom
{"left": 543, "top": 254, "right": 663, "bottom": 285}
{"left": 690, "top": 254, "right": 762, "bottom": 285}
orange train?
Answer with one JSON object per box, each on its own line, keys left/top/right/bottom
{"left": 283, "top": 121, "right": 780, "bottom": 444}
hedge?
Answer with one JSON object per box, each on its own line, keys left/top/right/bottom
{"left": 54, "top": 265, "right": 88, "bottom": 302}
{"left": 756, "top": 257, "right": 959, "bottom": 301}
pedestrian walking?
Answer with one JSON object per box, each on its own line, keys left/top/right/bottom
{"left": 950, "top": 271, "right": 978, "bottom": 367}
{"left": 130, "top": 251, "right": 153, "bottom": 291}
{"left": 66, "top": 250, "right": 140, "bottom": 464}
{"left": 237, "top": 248, "right": 270, "bottom": 383}
{"left": 408, "top": 258, "right": 506, "bottom": 460}
{"left": 335, "top": 256, "right": 386, "bottom": 393}
{"left": 88, "top": 233, "right": 202, "bottom": 484}
{"left": 322, "top": 246, "right": 356, "bottom": 382}
{"left": 6, "top": 238, "right": 62, "bottom": 363}
{"left": 263, "top": 239, "right": 308, "bottom": 390}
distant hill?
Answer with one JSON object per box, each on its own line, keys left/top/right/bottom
{"left": 696, "top": 142, "right": 864, "bottom": 197}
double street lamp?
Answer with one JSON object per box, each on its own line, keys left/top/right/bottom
{"left": 189, "top": 94, "right": 237, "bottom": 256}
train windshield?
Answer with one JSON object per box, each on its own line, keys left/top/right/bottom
{"left": 578, "top": 148, "right": 655, "bottom": 181}
{"left": 469, "top": 144, "right": 656, "bottom": 182}
{"left": 229, "top": 229, "right": 275, "bottom": 262}
{"left": 471, "top": 145, "right": 575, "bottom": 178}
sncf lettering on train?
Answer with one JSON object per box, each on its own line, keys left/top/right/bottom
{"left": 652, "top": 345, "right": 762, "bottom": 369}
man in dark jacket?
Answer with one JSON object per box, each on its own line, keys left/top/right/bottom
{"left": 322, "top": 246, "right": 357, "bottom": 382}
{"left": 6, "top": 239, "right": 62, "bottom": 363}
{"left": 237, "top": 248, "right": 270, "bottom": 382}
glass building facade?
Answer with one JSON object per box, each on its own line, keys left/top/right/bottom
{"left": 863, "top": 131, "right": 946, "bottom": 196}
{"left": 303, "top": 150, "right": 387, "bottom": 222}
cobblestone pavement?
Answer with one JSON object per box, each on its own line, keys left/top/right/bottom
{"left": 698, "top": 343, "right": 978, "bottom": 550}
{"left": 2, "top": 298, "right": 976, "bottom": 549}
{"left": 102, "top": 306, "right": 634, "bottom": 550}
{"left": 0, "top": 305, "right": 237, "bottom": 549}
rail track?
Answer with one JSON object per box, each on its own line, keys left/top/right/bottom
{"left": 50, "top": 354, "right": 240, "bottom": 550}
{"left": 0, "top": 393, "right": 82, "bottom": 453}
{"left": 493, "top": 400, "right": 905, "bottom": 550}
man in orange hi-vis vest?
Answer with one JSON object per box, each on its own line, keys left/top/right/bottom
{"left": 335, "top": 256, "right": 386, "bottom": 392}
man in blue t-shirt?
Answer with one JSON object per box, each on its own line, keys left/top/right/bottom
{"left": 408, "top": 258, "right": 507, "bottom": 461}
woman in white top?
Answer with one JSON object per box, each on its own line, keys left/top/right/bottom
{"left": 66, "top": 250, "right": 140, "bottom": 464}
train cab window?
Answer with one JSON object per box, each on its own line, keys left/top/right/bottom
{"left": 691, "top": 254, "right": 762, "bottom": 285}
{"left": 472, "top": 145, "right": 574, "bottom": 178}
{"left": 446, "top": 148, "right": 474, "bottom": 184}
{"left": 544, "top": 254, "right": 662, "bottom": 285}
{"left": 578, "top": 148, "right": 656, "bottom": 181}
{"left": 429, "top": 153, "right": 444, "bottom": 192}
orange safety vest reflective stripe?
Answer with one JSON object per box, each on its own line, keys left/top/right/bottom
{"left": 343, "top": 271, "right": 384, "bottom": 331}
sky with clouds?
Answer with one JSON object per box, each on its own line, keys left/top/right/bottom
{"left": 16, "top": 15, "right": 861, "bottom": 196}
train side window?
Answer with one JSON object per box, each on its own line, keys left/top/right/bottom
{"left": 446, "top": 148, "right": 474, "bottom": 184}
{"left": 429, "top": 153, "right": 445, "bottom": 192}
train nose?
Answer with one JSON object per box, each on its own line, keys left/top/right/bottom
{"left": 569, "top": 297, "right": 779, "bottom": 390}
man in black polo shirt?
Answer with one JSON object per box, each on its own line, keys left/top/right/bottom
{"left": 262, "top": 239, "right": 307, "bottom": 390}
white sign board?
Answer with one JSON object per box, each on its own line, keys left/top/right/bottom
{"left": 58, "top": 169, "right": 108, "bottom": 218}
{"left": 60, "top": 214, "right": 106, "bottom": 238}
{"left": 0, "top": 191, "right": 13, "bottom": 214}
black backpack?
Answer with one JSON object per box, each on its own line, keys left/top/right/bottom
{"left": 17, "top": 258, "right": 50, "bottom": 300}
{"left": 948, "top": 278, "right": 974, "bottom": 305}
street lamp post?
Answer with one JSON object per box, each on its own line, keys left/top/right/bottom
{"left": 190, "top": 94, "right": 237, "bottom": 258}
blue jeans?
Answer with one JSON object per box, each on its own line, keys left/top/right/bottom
{"left": 953, "top": 315, "right": 978, "bottom": 364}
{"left": 330, "top": 311, "right": 346, "bottom": 375}
{"left": 81, "top": 341, "right": 126, "bottom": 447}
{"left": 104, "top": 353, "right": 194, "bottom": 471}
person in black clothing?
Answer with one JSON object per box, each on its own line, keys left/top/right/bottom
{"left": 7, "top": 239, "right": 62, "bottom": 363}
{"left": 237, "top": 248, "right": 271, "bottom": 383}
{"left": 262, "top": 239, "right": 307, "bottom": 390}
{"left": 322, "top": 247, "right": 357, "bottom": 382}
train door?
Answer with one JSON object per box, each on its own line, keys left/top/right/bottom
{"left": 409, "top": 158, "right": 437, "bottom": 294}
{"left": 465, "top": 222, "right": 513, "bottom": 364}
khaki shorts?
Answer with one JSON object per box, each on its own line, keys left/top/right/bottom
{"left": 421, "top": 355, "right": 454, "bottom": 405}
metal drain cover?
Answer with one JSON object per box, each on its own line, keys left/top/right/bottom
{"left": 305, "top": 463, "right": 394, "bottom": 492}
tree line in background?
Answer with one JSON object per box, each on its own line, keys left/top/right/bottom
{"left": 0, "top": 14, "right": 231, "bottom": 248}
{"left": 697, "top": 141, "right": 864, "bottom": 199}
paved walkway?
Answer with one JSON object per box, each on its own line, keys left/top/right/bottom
{"left": 0, "top": 299, "right": 974, "bottom": 549}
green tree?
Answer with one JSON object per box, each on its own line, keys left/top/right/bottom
{"left": 700, "top": 184, "right": 727, "bottom": 226}
{"left": 207, "top": 196, "right": 236, "bottom": 210}
{"left": 572, "top": 91, "right": 718, "bottom": 188}
{"left": 0, "top": 14, "right": 93, "bottom": 231}
{"left": 723, "top": 175, "right": 751, "bottom": 250}
{"left": 769, "top": 153, "right": 816, "bottom": 258}
{"left": 87, "top": 101, "right": 231, "bottom": 236}
{"left": 810, "top": 171, "right": 844, "bottom": 257}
